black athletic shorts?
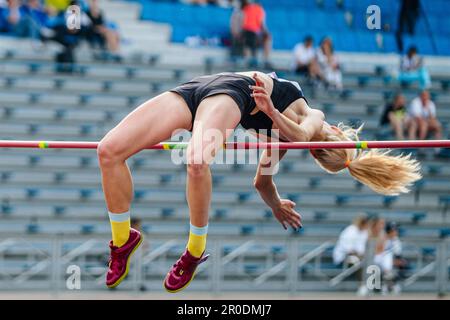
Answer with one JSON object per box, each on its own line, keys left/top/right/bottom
{"left": 169, "top": 72, "right": 256, "bottom": 124}
{"left": 242, "top": 30, "right": 259, "bottom": 51}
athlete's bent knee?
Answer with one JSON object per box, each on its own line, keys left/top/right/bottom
{"left": 97, "top": 137, "right": 126, "bottom": 167}
{"left": 187, "top": 163, "right": 209, "bottom": 179}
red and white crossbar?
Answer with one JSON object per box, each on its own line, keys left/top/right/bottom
{"left": 0, "top": 140, "right": 449, "bottom": 150}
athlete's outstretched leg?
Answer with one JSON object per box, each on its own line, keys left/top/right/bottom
{"left": 98, "top": 92, "right": 192, "bottom": 288}
{"left": 164, "top": 94, "right": 242, "bottom": 293}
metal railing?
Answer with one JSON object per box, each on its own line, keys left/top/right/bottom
{"left": 0, "top": 235, "right": 448, "bottom": 294}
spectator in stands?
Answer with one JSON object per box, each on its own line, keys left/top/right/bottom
{"left": 241, "top": 0, "right": 272, "bottom": 68}
{"left": 229, "top": 0, "right": 244, "bottom": 61}
{"left": 407, "top": 90, "right": 442, "bottom": 140}
{"left": 293, "top": 35, "right": 323, "bottom": 85}
{"left": 0, "top": 1, "right": 5, "bottom": 30}
{"left": 373, "top": 222, "right": 405, "bottom": 294}
{"left": 333, "top": 214, "right": 370, "bottom": 267}
{"left": 351, "top": 215, "right": 385, "bottom": 295}
{"left": 333, "top": 214, "right": 370, "bottom": 296}
{"left": 44, "top": 0, "right": 71, "bottom": 13}
{"left": 42, "top": 0, "right": 80, "bottom": 69}
{"left": 0, "top": 0, "right": 29, "bottom": 36}
{"left": 369, "top": 216, "right": 386, "bottom": 240}
{"left": 395, "top": 0, "right": 421, "bottom": 53}
{"left": 398, "top": 46, "right": 431, "bottom": 90}
{"left": 375, "top": 221, "right": 406, "bottom": 295}
{"left": 22, "top": 0, "right": 51, "bottom": 43}
{"left": 316, "top": 37, "right": 343, "bottom": 90}
{"left": 380, "top": 93, "right": 408, "bottom": 140}
{"left": 85, "top": 0, "right": 120, "bottom": 55}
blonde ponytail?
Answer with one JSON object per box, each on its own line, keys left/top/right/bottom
{"left": 314, "top": 122, "right": 422, "bottom": 196}
{"left": 347, "top": 150, "right": 422, "bottom": 196}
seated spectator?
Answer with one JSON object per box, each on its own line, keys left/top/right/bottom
{"left": 1, "top": 0, "right": 52, "bottom": 46}
{"left": 397, "top": 46, "right": 431, "bottom": 90}
{"left": 380, "top": 93, "right": 408, "bottom": 140}
{"left": 373, "top": 222, "right": 406, "bottom": 295}
{"left": 316, "top": 37, "right": 343, "bottom": 90}
{"left": 407, "top": 90, "right": 442, "bottom": 140}
{"left": 1, "top": 0, "right": 25, "bottom": 35}
{"left": 22, "top": 0, "right": 51, "bottom": 42}
{"left": 333, "top": 214, "right": 370, "bottom": 295}
{"left": 353, "top": 216, "right": 386, "bottom": 296}
{"left": 293, "top": 35, "right": 323, "bottom": 84}
{"left": 85, "top": 0, "right": 120, "bottom": 55}
{"left": 333, "top": 214, "right": 370, "bottom": 267}
{"left": 241, "top": 0, "right": 272, "bottom": 68}
{"left": 376, "top": 222, "right": 406, "bottom": 295}
{"left": 369, "top": 216, "right": 386, "bottom": 241}
{"left": 44, "top": 0, "right": 71, "bottom": 13}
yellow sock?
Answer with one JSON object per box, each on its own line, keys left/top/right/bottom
{"left": 108, "top": 211, "right": 131, "bottom": 247}
{"left": 187, "top": 223, "right": 208, "bottom": 258}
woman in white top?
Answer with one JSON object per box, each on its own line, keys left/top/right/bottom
{"left": 398, "top": 46, "right": 431, "bottom": 90}
{"left": 333, "top": 214, "right": 370, "bottom": 266}
{"left": 316, "top": 37, "right": 343, "bottom": 90}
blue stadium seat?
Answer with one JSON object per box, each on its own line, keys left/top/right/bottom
{"left": 266, "top": 10, "right": 290, "bottom": 30}
{"left": 161, "top": 207, "right": 175, "bottom": 218}
{"left": 356, "top": 31, "right": 379, "bottom": 52}
{"left": 137, "top": 0, "right": 450, "bottom": 55}
{"left": 436, "top": 36, "right": 450, "bottom": 55}
{"left": 240, "top": 225, "right": 255, "bottom": 236}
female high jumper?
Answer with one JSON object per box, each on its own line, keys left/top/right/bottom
{"left": 97, "top": 71, "right": 421, "bottom": 292}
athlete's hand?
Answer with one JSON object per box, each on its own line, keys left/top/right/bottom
{"left": 250, "top": 73, "right": 276, "bottom": 118}
{"left": 272, "top": 199, "right": 303, "bottom": 230}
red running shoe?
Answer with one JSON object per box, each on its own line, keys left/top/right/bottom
{"left": 106, "top": 228, "right": 143, "bottom": 288}
{"left": 164, "top": 249, "right": 209, "bottom": 293}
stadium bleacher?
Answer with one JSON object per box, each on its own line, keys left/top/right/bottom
{"left": 136, "top": 0, "right": 450, "bottom": 55}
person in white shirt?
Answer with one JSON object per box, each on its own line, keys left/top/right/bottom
{"left": 316, "top": 37, "right": 343, "bottom": 90}
{"left": 293, "top": 35, "right": 322, "bottom": 82}
{"left": 407, "top": 90, "right": 442, "bottom": 140}
{"left": 333, "top": 214, "right": 370, "bottom": 296}
{"left": 333, "top": 214, "right": 370, "bottom": 266}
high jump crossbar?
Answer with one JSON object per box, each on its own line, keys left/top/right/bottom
{"left": 0, "top": 140, "right": 449, "bottom": 150}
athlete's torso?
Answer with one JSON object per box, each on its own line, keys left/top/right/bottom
{"left": 234, "top": 71, "right": 306, "bottom": 139}
{"left": 172, "top": 71, "right": 309, "bottom": 140}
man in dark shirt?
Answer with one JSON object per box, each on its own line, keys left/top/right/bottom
{"left": 396, "top": 0, "right": 421, "bottom": 53}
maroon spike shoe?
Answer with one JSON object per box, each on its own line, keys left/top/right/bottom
{"left": 164, "top": 249, "right": 209, "bottom": 293}
{"left": 106, "top": 228, "right": 143, "bottom": 288}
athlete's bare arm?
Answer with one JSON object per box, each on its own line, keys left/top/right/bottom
{"left": 249, "top": 73, "right": 324, "bottom": 142}
{"left": 253, "top": 149, "right": 302, "bottom": 230}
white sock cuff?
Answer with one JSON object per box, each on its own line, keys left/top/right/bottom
{"left": 190, "top": 223, "right": 208, "bottom": 236}
{"left": 108, "top": 211, "right": 130, "bottom": 222}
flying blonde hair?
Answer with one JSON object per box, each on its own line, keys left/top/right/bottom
{"left": 312, "top": 123, "right": 422, "bottom": 196}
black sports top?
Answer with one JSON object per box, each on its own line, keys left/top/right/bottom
{"left": 239, "top": 76, "right": 306, "bottom": 136}
{"left": 170, "top": 72, "right": 306, "bottom": 137}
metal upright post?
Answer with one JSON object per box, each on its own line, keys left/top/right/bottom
{"left": 436, "top": 240, "right": 448, "bottom": 297}
{"left": 288, "top": 239, "right": 299, "bottom": 295}
{"left": 52, "top": 236, "right": 62, "bottom": 295}
{"left": 212, "top": 240, "right": 221, "bottom": 295}
{"left": 362, "top": 240, "right": 376, "bottom": 292}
